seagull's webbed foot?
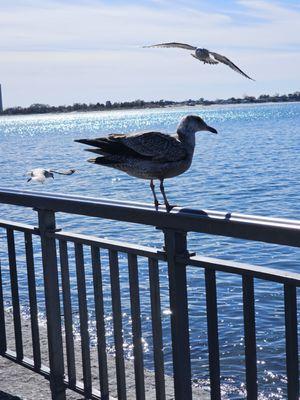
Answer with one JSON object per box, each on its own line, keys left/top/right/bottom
{"left": 164, "top": 201, "right": 178, "bottom": 212}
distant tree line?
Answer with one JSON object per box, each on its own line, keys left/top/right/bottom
{"left": 1, "top": 91, "right": 300, "bottom": 116}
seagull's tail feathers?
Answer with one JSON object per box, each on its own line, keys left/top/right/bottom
{"left": 75, "top": 138, "right": 105, "bottom": 146}
{"left": 88, "top": 157, "right": 116, "bottom": 166}
{"left": 84, "top": 148, "right": 111, "bottom": 156}
{"left": 76, "top": 138, "right": 142, "bottom": 157}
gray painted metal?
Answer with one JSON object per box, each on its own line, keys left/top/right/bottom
{"left": 3, "top": 349, "right": 118, "bottom": 400}
{"left": 284, "top": 284, "right": 299, "bottom": 399}
{"left": 74, "top": 243, "right": 92, "bottom": 397}
{"left": 54, "top": 230, "right": 165, "bottom": 260}
{"left": 2, "top": 187, "right": 300, "bottom": 247}
{"left": 148, "top": 258, "right": 166, "bottom": 400}
{"left": 205, "top": 269, "right": 221, "bottom": 400}
{"left": 7, "top": 228, "right": 23, "bottom": 360}
{"left": 186, "top": 255, "right": 300, "bottom": 285}
{"left": 242, "top": 276, "right": 258, "bottom": 399}
{"left": 37, "top": 209, "right": 66, "bottom": 399}
{"left": 59, "top": 240, "right": 76, "bottom": 387}
{"left": 1, "top": 188, "right": 300, "bottom": 400}
{"left": 109, "top": 249, "right": 127, "bottom": 400}
{"left": 91, "top": 246, "right": 109, "bottom": 398}
{"left": 24, "top": 232, "right": 41, "bottom": 370}
{"left": 0, "top": 259, "right": 6, "bottom": 355}
{"left": 128, "top": 253, "right": 146, "bottom": 400}
{"left": 0, "top": 219, "right": 36, "bottom": 233}
{"left": 164, "top": 229, "right": 192, "bottom": 399}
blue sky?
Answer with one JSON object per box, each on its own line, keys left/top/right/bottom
{"left": 0, "top": 0, "right": 299, "bottom": 107}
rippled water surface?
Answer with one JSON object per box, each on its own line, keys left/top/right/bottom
{"left": 1, "top": 103, "right": 300, "bottom": 399}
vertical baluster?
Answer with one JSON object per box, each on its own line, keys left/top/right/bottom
{"left": 74, "top": 243, "right": 92, "bottom": 397}
{"left": 284, "top": 284, "right": 299, "bottom": 400}
{"left": 128, "top": 253, "right": 145, "bottom": 400}
{"left": 242, "top": 275, "right": 257, "bottom": 399}
{"left": 205, "top": 269, "right": 221, "bottom": 400}
{"left": 91, "top": 246, "right": 109, "bottom": 399}
{"left": 59, "top": 240, "right": 76, "bottom": 387}
{"left": 148, "top": 258, "right": 166, "bottom": 400}
{"left": 6, "top": 228, "right": 23, "bottom": 360}
{"left": 24, "top": 231, "right": 41, "bottom": 370}
{"left": 37, "top": 209, "right": 66, "bottom": 400}
{"left": 163, "top": 229, "right": 192, "bottom": 400}
{"left": 0, "top": 258, "right": 6, "bottom": 355}
{"left": 109, "top": 249, "right": 127, "bottom": 400}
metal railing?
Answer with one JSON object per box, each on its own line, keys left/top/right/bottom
{"left": 0, "top": 187, "right": 299, "bottom": 400}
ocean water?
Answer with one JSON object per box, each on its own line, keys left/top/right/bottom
{"left": 0, "top": 102, "right": 300, "bottom": 399}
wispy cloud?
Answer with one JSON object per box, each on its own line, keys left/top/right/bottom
{"left": 0, "top": 0, "right": 299, "bottom": 106}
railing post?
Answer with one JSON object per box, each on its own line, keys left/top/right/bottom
{"left": 163, "top": 229, "right": 192, "bottom": 400}
{"left": 37, "top": 209, "right": 66, "bottom": 400}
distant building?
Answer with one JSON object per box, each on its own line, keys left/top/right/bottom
{"left": 0, "top": 84, "right": 3, "bottom": 112}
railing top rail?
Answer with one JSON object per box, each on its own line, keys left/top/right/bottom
{"left": 1, "top": 187, "right": 300, "bottom": 247}
{"left": 185, "top": 254, "right": 300, "bottom": 285}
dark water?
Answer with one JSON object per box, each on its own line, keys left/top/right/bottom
{"left": 1, "top": 102, "right": 300, "bottom": 399}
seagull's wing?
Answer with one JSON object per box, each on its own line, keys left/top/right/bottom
{"left": 49, "top": 169, "right": 76, "bottom": 175}
{"left": 120, "top": 132, "right": 187, "bottom": 161}
{"left": 209, "top": 51, "right": 254, "bottom": 80}
{"left": 30, "top": 168, "right": 46, "bottom": 177}
{"left": 76, "top": 132, "right": 187, "bottom": 162}
{"left": 143, "top": 42, "right": 197, "bottom": 51}
{"left": 27, "top": 169, "right": 46, "bottom": 182}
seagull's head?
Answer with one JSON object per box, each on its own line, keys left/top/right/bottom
{"left": 178, "top": 115, "right": 218, "bottom": 135}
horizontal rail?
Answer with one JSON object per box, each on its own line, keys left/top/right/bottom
{"left": 1, "top": 188, "right": 300, "bottom": 247}
{"left": 185, "top": 255, "right": 300, "bottom": 285}
{"left": 1, "top": 187, "right": 300, "bottom": 400}
{"left": 3, "top": 350, "right": 117, "bottom": 400}
{"left": 53, "top": 230, "right": 165, "bottom": 260}
{"left": 0, "top": 219, "right": 165, "bottom": 260}
{"left": 0, "top": 219, "right": 37, "bottom": 233}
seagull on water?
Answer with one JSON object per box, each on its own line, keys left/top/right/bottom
{"left": 75, "top": 115, "right": 217, "bottom": 211}
{"left": 144, "top": 42, "right": 254, "bottom": 80}
{"left": 27, "top": 168, "right": 76, "bottom": 183}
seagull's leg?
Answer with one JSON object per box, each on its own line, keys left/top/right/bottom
{"left": 159, "top": 179, "right": 172, "bottom": 212}
{"left": 150, "top": 179, "right": 160, "bottom": 209}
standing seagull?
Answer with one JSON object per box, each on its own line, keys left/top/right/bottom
{"left": 27, "top": 168, "right": 76, "bottom": 183}
{"left": 144, "top": 42, "right": 254, "bottom": 80}
{"left": 75, "top": 115, "right": 217, "bottom": 211}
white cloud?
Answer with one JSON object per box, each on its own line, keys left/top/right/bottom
{"left": 0, "top": 0, "right": 299, "bottom": 107}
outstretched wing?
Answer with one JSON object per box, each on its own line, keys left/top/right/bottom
{"left": 209, "top": 51, "right": 254, "bottom": 80}
{"left": 143, "top": 42, "right": 197, "bottom": 51}
{"left": 76, "top": 132, "right": 187, "bottom": 162}
{"left": 49, "top": 169, "right": 76, "bottom": 175}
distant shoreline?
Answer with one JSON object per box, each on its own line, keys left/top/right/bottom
{"left": 1, "top": 91, "right": 299, "bottom": 116}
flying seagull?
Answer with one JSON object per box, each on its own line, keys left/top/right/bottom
{"left": 75, "top": 115, "right": 217, "bottom": 211}
{"left": 144, "top": 42, "right": 254, "bottom": 80}
{"left": 27, "top": 168, "right": 76, "bottom": 183}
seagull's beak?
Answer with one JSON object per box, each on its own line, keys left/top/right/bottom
{"left": 206, "top": 125, "right": 218, "bottom": 134}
